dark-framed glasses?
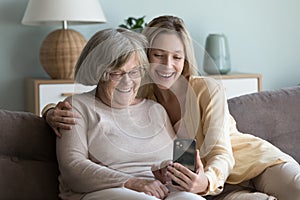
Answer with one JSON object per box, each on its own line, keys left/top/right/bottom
{"left": 108, "top": 67, "right": 145, "bottom": 81}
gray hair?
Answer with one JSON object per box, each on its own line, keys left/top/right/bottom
{"left": 75, "top": 28, "right": 149, "bottom": 85}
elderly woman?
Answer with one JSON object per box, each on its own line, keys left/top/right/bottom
{"left": 56, "top": 28, "right": 204, "bottom": 200}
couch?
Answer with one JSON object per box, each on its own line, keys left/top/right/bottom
{"left": 0, "top": 86, "right": 299, "bottom": 200}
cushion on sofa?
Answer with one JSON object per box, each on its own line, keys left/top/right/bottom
{"left": 0, "top": 110, "right": 59, "bottom": 200}
{"left": 228, "top": 86, "right": 300, "bottom": 163}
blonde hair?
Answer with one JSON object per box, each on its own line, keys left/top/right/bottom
{"left": 138, "top": 15, "right": 198, "bottom": 99}
{"left": 75, "top": 28, "right": 149, "bottom": 85}
{"left": 142, "top": 15, "right": 198, "bottom": 78}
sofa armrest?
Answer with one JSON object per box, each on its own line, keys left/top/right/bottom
{"left": 0, "top": 109, "right": 60, "bottom": 200}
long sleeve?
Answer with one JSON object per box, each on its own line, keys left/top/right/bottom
{"left": 187, "top": 76, "right": 235, "bottom": 195}
{"left": 56, "top": 93, "right": 175, "bottom": 198}
{"left": 56, "top": 96, "right": 133, "bottom": 193}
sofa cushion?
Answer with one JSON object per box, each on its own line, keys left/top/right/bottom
{"left": 0, "top": 110, "right": 59, "bottom": 200}
{"left": 228, "top": 86, "right": 300, "bottom": 163}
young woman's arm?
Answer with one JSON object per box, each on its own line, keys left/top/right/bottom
{"left": 192, "top": 77, "right": 235, "bottom": 195}
{"left": 43, "top": 101, "right": 77, "bottom": 137}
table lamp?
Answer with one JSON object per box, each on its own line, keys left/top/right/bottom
{"left": 22, "top": 0, "right": 106, "bottom": 79}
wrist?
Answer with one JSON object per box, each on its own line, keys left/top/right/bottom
{"left": 41, "top": 103, "right": 56, "bottom": 118}
{"left": 198, "top": 174, "right": 210, "bottom": 195}
{"left": 124, "top": 178, "right": 136, "bottom": 189}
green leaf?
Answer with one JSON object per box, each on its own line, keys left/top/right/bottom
{"left": 127, "top": 17, "right": 135, "bottom": 26}
{"left": 118, "top": 16, "right": 147, "bottom": 30}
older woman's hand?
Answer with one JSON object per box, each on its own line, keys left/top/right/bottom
{"left": 46, "top": 101, "right": 78, "bottom": 137}
{"left": 152, "top": 160, "right": 172, "bottom": 184}
{"left": 124, "top": 178, "right": 169, "bottom": 199}
{"left": 167, "top": 149, "right": 209, "bottom": 194}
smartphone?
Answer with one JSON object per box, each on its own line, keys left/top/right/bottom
{"left": 172, "top": 139, "right": 196, "bottom": 185}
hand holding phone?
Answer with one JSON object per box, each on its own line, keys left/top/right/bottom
{"left": 172, "top": 139, "right": 196, "bottom": 185}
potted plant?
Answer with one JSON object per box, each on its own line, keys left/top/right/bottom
{"left": 119, "top": 16, "right": 147, "bottom": 32}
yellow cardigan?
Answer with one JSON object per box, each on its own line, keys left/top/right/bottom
{"left": 190, "top": 76, "right": 297, "bottom": 183}
{"left": 140, "top": 75, "right": 298, "bottom": 195}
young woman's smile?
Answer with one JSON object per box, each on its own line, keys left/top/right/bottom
{"left": 148, "top": 32, "right": 185, "bottom": 89}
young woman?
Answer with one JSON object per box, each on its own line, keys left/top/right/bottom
{"left": 45, "top": 16, "right": 300, "bottom": 199}
{"left": 57, "top": 28, "right": 203, "bottom": 200}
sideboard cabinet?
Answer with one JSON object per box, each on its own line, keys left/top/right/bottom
{"left": 25, "top": 79, "right": 96, "bottom": 116}
{"left": 25, "top": 73, "right": 262, "bottom": 115}
{"left": 206, "top": 73, "right": 262, "bottom": 99}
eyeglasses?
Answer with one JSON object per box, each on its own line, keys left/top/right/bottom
{"left": 108, "top": 67, "right": 145, "bottom": 81}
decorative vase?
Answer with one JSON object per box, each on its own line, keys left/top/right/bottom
{"left": 203, "top": 33, "right": 231, "bottom": 75}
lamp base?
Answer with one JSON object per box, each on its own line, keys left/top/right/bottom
{"left": 40, "top": 29, "right": 87, "bottom": 79}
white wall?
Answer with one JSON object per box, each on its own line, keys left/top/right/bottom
{"left": 1, "top": 0, "right": 300, "bottom": 111}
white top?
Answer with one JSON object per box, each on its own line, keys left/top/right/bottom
{"left": 56, "top": 90, "right": 175, "bottom": 199}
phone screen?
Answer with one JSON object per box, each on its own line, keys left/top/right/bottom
{"left": 172, "top": 139, "right": 196, "bottom": 185}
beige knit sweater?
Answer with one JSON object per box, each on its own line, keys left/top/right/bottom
{"left": 56, "top": 91, "right": 175, "bottom": 200}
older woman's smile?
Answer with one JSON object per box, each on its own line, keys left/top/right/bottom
{"left": 115, "top": 86, "right": 133, "bottom": 93}
{"left": 97, "top": 53, "right": 143, "bottom": 109}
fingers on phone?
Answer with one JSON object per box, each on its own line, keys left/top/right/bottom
{"left": 167, "top": 165, "right": 183, "bottom": 185}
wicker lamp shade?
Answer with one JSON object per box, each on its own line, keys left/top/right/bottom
{"left": 40, "top": 29, "right": 87, "bottom": 79}
{"left": 21, "top": 0, "right": 106, "bottom": 80}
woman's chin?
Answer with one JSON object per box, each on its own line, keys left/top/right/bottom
{"left": 111, "top": 91, "right": 137, "bottom": 108}
{"left": 111, "top": 99, "right": 131, "bottom": 108}
{"left": 152, "top": 77, "right": 175, "bottom": 90}
{"left": 156, "top": 83, "right": 171, "bottom": 90}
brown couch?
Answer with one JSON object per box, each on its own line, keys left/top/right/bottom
{"left": 0, "top": 86, "right": 299, "bottom": 200}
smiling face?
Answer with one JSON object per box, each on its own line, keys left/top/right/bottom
{"left": 98, "top": 53, "right": 142, "bottom": 108}
{"left": 148, "top": 32, "right": 185, "bottom": 89}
